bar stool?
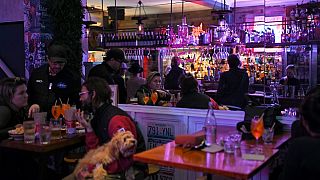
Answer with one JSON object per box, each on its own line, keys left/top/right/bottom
{"left": 147, "top": 164, "right": 160, "bottom": 180}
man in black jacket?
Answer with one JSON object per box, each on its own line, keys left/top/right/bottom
{"left": 88, "top": 48, "right": 128, "bottom": 104}
{"left": 216, "top": 54, "right": 249, "bottom": 108}
{"left": 164, "top": 56, "right": 185, "bottom": 90}
{"left": 27, "top": 43, "right": 81, "bottom": 117}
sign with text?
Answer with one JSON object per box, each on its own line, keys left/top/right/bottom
{"left": 147, "top": 122, "right": 175, "bottom": 139}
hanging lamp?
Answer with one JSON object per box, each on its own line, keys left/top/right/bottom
{"left": 131, "top": 1, "right": 148, "bottom": 35}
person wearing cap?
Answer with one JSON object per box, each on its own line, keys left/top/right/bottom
{"left": 88, "top": 48, "right": 128, "bottom": 104}
{"left": 126, "top": 62, "right": 146, "bottom": 100}
{"left": 27, "top": 43, "right": 81, "bottom": 117}
{"left": 136, "top": 71, "right": 171, "bottom": 106}
{"left": 216, "top": 54, "right": 249, "bottom": 109}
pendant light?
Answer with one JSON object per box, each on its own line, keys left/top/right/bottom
{"left": 132, "top": 1, "right": 148, "bottom": 35}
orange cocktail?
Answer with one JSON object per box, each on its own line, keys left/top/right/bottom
{"left": 251, "top": 117, "right": 264, "bottom": 140}
{"left": 151, "top": 91, "right": 158, "bottom": 105}
{"left": 51, "top": 105, "right": 61, "bottom": 120}
{"left": 61, "top": 104, "right": 71, "bottom": 117}
{"left": 143, "top": 96, "right": 150, "bottom": 105}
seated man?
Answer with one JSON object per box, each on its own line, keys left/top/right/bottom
{"left": 75, "top": 77, "right": 147, "bottom": 178}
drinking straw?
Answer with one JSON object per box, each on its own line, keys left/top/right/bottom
{"left": 259, "top": 113, "right": 264, "bottom": 121}
{"left": 59, "top": 98, "right": 63, "bottom": 105}
{"left": 67, "top": 98, "right": 69, "bottom": 104}
{"left": 270, "top": 122, "right": 276, "bottom": 131}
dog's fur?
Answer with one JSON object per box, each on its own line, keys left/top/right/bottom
{"left": 74, "top": 131, "right": 137, "bottom": 179}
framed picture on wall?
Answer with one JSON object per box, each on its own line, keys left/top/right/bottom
{"left": 109, "top": 85, "right": 118, "bottom": 106}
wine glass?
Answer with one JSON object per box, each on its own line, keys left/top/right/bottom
{"left": 251, "top": 116, "right": 264, "bottom": 153}
{"left": 143, "top": 93, "right": 150, "bottom": 105}
{"left": 61, "top": 104, "right": 71, "bottom": 117}
{"left": 51, "top": 105, "right": 61, "bottom": 120}
{"left": 151, "top": 91, "right": 158, "bottom": 105}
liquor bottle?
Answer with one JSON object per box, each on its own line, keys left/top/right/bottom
{"left": 245, "top": 29, "right": 250, "bottom": 43}
{"left": 204, "top": 102, "right": 217, "bottom": 146}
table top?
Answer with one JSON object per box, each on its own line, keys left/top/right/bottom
{"left": 134, "top": 141, "right": 278, "bottom": 179}
{"left": 0, "top": 134, "right": 85, "bottom": 153}
{"left": 134, "top": 126, "right": 291, "bottom": 180}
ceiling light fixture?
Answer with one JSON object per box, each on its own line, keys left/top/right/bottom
{"left": 132, "top": 0, "right": 148, "bottom": 35}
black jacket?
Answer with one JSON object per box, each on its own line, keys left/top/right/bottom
{"left": 282, "top": 137, "right": 320, "bottom": 180}
{"left": 27, "top": 64, "right": 81, "bottom": 116}
{"left": 0, "top": 105, "right": 27, "bottom": 140}
{"left": 176, "top": 92, "right": 211, "bottom": 109}
{"left": 216, "top": 68, "right": 249, "bottom": 108}
{"left": 164, "top": 65, "right": 185, "bottom": 90}
{"left": 91, "top": 103, "right": 147, "bottom": 173}
{"left": 88, "top": 62, "right": 127, "bottom": 104}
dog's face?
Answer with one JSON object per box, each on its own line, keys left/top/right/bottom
{"left": 111, "top": 131, "right": 137, "bottom": 157}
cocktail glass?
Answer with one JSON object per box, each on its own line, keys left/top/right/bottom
{"left": 61, "top": 104, "right": 71, "bottom": 117}
{"left": 251, "top": 116, "right": 264, "bottom": 153}
{"left": 51, "top": 105, "right": 61, "bottom": 120}
{"left": 143, "top": 93, "right": 150, "bottom": 105}
{"left": 151, "top": 91, "right": 158, "bottom": 105}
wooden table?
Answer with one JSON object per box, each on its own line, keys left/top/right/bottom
{"left": 134, "top": 126, "right": 291, "bottom": 180}
{"left": 134, "top": 141, "right": 278, "bottom": 180}
{"left": 0, "top": 134, "right": 85, "bottom": 153}
{"left": 0, "top": 134, "right": 85, "bottom": 179}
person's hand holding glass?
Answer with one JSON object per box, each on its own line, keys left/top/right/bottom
{"left": 251, "top": 115, "right": 264, "bottom": 153}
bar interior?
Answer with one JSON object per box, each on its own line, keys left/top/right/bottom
{"left": 0, "top": 0, "right": 319, "bottom": 179}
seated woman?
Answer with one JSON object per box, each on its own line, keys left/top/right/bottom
{"left": 176, "top": 75, "right": 219, "bottom": 109}
{"left": 281, "top": 87, "right": 320, "bottom": 179}
{"left": 136, "top": 71, "right": 171, "bottom": 106}
{"left": 0, "top": 77, "right": 39, "bottom": 179}
{"left": 0, "top": 77, "right": 39, "bottom": 140}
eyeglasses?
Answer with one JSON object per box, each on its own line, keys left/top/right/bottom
{"left": 79, "top": 91, "right": 90, "bottom": 96}
{"left": 14, "top": 77, "right": 25, "bottom": 82}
